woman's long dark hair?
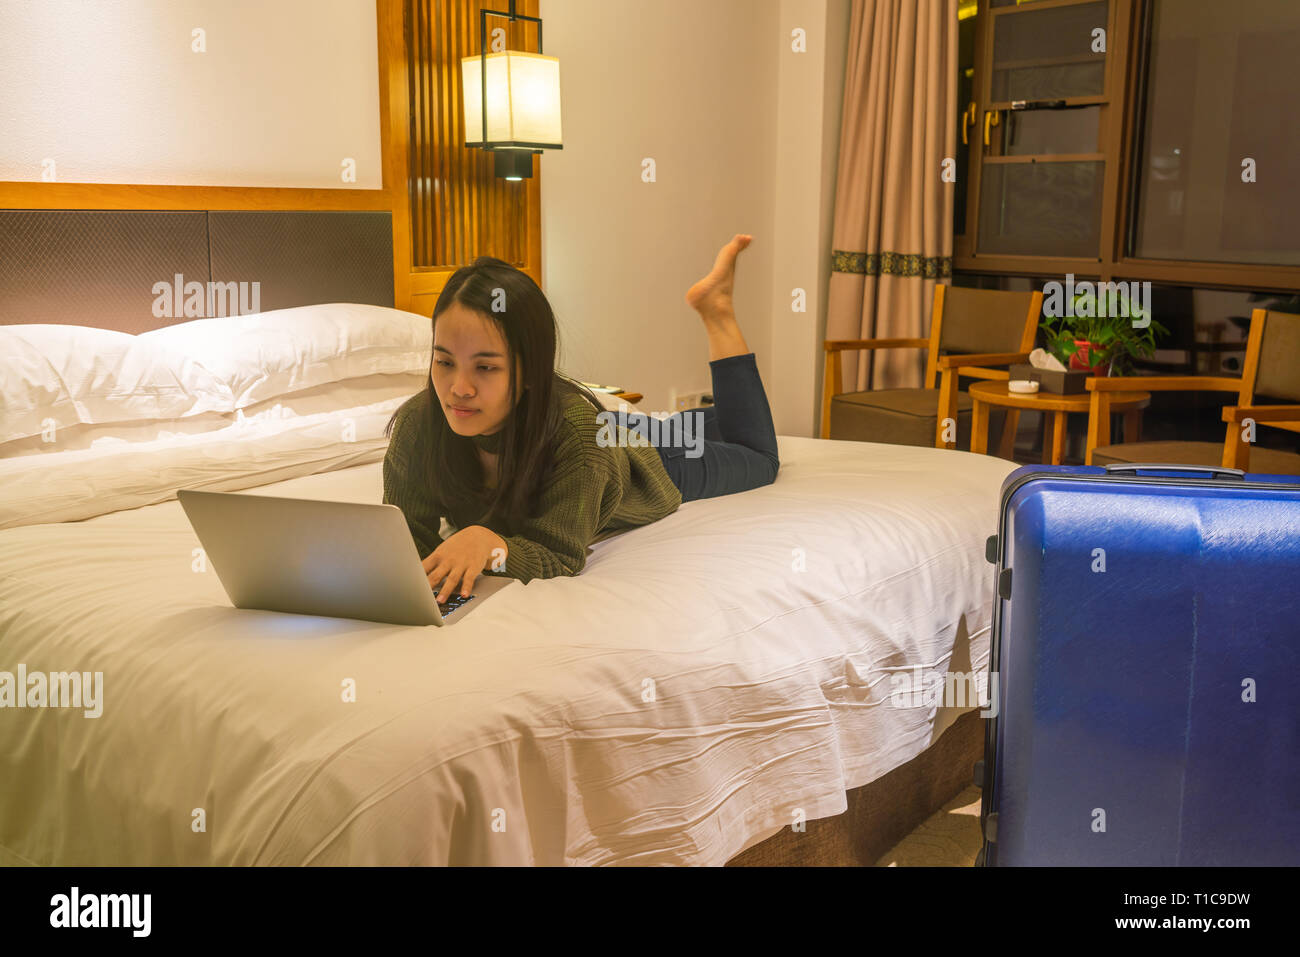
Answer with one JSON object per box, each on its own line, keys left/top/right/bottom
{"left": 384, "top": 256, "right": 607, "bottom": 535}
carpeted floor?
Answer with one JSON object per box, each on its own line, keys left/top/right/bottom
{"left": 874, "top": 785, "right": 983, "bottom": 866}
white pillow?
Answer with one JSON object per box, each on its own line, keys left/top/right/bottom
{"left": 0, "top": 372, "right": 430, "bottom": 458}
{"left": 139, "top": 302, "right": 432, "bottom": 410}
{"left": 0, "top": 324, "right": 233, "bottom": 445}
{"left": 232, "top": 371, "right": 428, "bottom": 422}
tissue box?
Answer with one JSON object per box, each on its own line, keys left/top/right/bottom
{"left": 1008, "top": 363, "right": 1089, "bottom": 394}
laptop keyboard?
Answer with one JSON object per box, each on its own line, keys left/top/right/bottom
{"left": 437, "top": 592, "right": 475, "bottom": 617}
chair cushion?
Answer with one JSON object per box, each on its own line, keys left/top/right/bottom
{"left": 834, "top": 388, "right": 974, "bottom": 417}
{"left": 830, "top": 388, "right": 1006, "bottom": 451}
{"left": 1092, "top": 440, "right": 1300, "bottom": 475}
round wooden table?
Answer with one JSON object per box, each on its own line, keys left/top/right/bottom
{"left": 968, "top": 381, "right": 1151, "bottom": 465}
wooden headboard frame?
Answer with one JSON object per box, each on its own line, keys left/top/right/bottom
{"left": 0, "top": 0, "right": 543, "bottom": 324}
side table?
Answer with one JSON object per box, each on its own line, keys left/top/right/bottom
{"left": 968, "top": 381, "right": 1151, "bottom": 465}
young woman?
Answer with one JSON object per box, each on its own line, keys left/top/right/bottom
{"left": 382, "top": 233, "right": 779, "bottom": 605}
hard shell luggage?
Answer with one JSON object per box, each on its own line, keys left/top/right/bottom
{"left": 976, "top": 463, "right": 1300, "bottom": 866}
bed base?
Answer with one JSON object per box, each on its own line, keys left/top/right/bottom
{"left": 725, "top": 708, "right": 982, "bottom": 866}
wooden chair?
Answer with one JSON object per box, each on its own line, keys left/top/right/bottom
{"left": 1086, "top": 308, "right": 1300, "bottom": 474}
{"left": 821, "top": 284, "right": 1043, "bottom": 455}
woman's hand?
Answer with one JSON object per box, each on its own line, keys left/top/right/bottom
{"left": 423, "top": 525, "right": 509, "bottom": 604}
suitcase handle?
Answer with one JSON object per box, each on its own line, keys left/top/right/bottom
{"left": 1103, "top": 463, "right": 1245, "bottom": 480}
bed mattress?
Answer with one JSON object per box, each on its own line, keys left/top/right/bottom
{"left": 0, "top": 406, "right": 1017, "bottom": 865}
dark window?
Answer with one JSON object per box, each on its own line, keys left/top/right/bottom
{"left": 1131, "top": 0, "right": 1300, "bottom": 265}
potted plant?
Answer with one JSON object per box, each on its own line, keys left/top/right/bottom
{"left": 1040, "top": 287, "right": 1169, "bottom": 376}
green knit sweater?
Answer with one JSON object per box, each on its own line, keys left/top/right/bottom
{"left": 382, "top": 388, "right": 683, "bottom": 583}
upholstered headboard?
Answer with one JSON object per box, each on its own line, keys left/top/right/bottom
{"left": 0, "top": 209, "right": 394, "bottom": 334}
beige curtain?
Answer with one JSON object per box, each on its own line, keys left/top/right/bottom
{"left": 825, "top": 0, "right": 958, "bottom": 405}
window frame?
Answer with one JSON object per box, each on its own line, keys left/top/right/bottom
{"left": 956, "top": 0, "right": 1300, "bottom": 294}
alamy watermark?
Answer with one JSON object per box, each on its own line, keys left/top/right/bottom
{"left": 151, "top": 273, "right": 260, "bottom": 319}
{"left": 0, "top": 665, "right": 102, "bottom": 718}
{"left": 1043, "top": 273, "right": 1151, "bottom": 329}
{"left": 596, "top": 402, "right": 705, "bottom": 458}
{"left": 50, "top": 887, "right": 150, "bottom": 937}
{"left": 889, "top": 666, "right": 1000, "bottom": 718}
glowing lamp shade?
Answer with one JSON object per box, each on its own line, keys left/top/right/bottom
{"left": 461, "top": 51, "right": 562, "bottom": 150}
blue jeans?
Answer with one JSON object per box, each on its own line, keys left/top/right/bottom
{"left": 609, "top": 352, "right": 780, "bottom": 503}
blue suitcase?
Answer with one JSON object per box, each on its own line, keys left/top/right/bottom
{"left": 977, "top": 463, "right": 1300, "bottom": 866}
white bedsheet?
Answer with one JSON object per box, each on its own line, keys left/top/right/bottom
{"left": 0, "top": 422, "right": 1017, "bottom": 865}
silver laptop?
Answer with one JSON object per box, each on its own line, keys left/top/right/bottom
{"left": 177, "top": 489, "right": 512, "bottom": 626}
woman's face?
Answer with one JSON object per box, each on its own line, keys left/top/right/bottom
{"left": 431, "top": 302, "right": 524, "bottom": 439}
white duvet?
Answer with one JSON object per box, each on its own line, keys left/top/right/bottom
{"left": 0, "top": 401, "right": 1018, "bottom": 865}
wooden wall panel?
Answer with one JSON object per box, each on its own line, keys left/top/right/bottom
{"left": 403, "top": 0, "right": 542, "bottom": 295}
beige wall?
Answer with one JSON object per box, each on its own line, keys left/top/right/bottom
{"left": 772, "top": 0, "right": 852, "bottom": 436}
{"left": 1, "top": 0, "right": 851, "bottom": 431}
{"left": 539, "top": 0, "right": 851, "bottom": 435}
{"left": 0, "top": 0, "right": 381, "bottom": 189}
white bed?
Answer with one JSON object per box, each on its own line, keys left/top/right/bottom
{"left": 0, "top": 388, "right": 1017, "bottom": 865}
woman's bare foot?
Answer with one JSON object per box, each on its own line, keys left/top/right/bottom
{"left": 685, "top": 233, "right": 752, "bottom": 320}
{"left": 685, "top": 234, "right": 753, "bottom": 361}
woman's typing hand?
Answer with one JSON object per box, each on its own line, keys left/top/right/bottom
{"left": 422, "top": 525, "right": 509, "bottom": 604}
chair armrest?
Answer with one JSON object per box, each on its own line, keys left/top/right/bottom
{"left": 1086, "top": 375, "right": 1242, "bottom": 393}
{"left": 932, "top": 359, "right": 1023, "bottom": 448}
{"left": 954, "top": 366, "right": 1009, "bottom": 381}
{"left": 824, "top": 338, "right": 930, "bottom": 353}
{"left": 937, "top": 352, "right": 1030, "bottom": 370}
{"left": 1222, "top": 405, "right": 1300, "bottom": 424}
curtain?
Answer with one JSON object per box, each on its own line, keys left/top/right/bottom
{"left": 825, "top": 0, "right": 958, "bottom": 403}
